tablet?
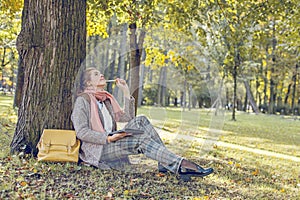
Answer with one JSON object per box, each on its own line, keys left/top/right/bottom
{"left": 108, "top": 128, "right": 144, "bottom": 136}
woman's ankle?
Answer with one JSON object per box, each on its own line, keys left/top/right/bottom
{"left": 180, "top": 159, "right": 197, "bottom": 171}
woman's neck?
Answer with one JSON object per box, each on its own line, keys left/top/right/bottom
{"left": 85, "top": 86, "right": 105, "bottom": 92}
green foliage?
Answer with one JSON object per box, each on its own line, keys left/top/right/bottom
{"left": 142, "top": 84, "right": 158, "bottom": 105}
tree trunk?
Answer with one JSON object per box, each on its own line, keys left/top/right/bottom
{"left": 232, "top": 60, "right": 238, "bottom": 121}
{"left": 10, "top": 0, "right": 86, "bottom": 155}
{"left": 188, "top": 83, "right": 192, "bottom": 111}
{"left": 182, "top": 79, "right": 187, "bottom": 111}
{"left": 284, "top": 83, "right": 292, "bottom": 105}
{"left": 106, "top": 39, "right": 117, "bottom": 93}
{"left": 269, "top": 21, "right": 277, "bottom": 114}
{"left": 243, "top": 79, "right": 259, "bottom": 114}
{"left": 291, "top": 64, "right": 298, "bottom": 111}
{"left": 263, "top": 70, "right": 268, "bottom": 108}
{"left": 157, "top": 66, "right": 167, "bottom": 106}
{"left": 255, "top": 75, "right": 262, "bottom": 108}
{"left": 138, "top": 49, "right": 146, "bottom": 106}
{"left": 114, "top": 24, "right": 128, "bottom": 98}
{"left": 129, "top": 23, "right": 145, "bottom": 114}
{"left": 14, "top": 57, "right": 24, "bottom": 107}
{"left": 1, "top": 47, "right": 7, "bottom": 90}
{"left": 243, "top": 87, "right": 248, "bottom": 112}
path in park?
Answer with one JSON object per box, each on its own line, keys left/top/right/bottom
{"left": 155, "top": 128, "right": 300, "bottom": 163}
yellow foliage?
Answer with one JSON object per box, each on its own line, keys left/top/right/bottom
{"left": 229, "top": 24, "right": 236, "bottom": 33}
{"left": 262, "top": 59, "right": 267, "bottom": 67}
{"left": 0, "top": 0, "right": 23, "bottom": 16}
{"left": 86, "top": 9, "right": 109, "bottom": 37}
{"left": 6, "top": 80, "right": 12, "bottom": 86}
{"left": 267, "top": 70, "right": 271, "bottom": 80}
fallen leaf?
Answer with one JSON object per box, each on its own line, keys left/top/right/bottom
{"left": 20, "top": 181, "right": 28, "bottom": 187}
{"left": 156, "top": 173, "right": 165, "bottom": 177}
{"left": 123, "top": 190, "right": 129, "bottom": 196}
{"left": 252, "top": 169, "right": 259, "bottom": 176}
{"left": 235, "top": 163, "right": 241, "bottom": 168}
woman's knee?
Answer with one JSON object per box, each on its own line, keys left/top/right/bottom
{"left": 136, "top": 115, "right": 150, "bottom": 125}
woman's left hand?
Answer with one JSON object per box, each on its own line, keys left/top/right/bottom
{"left": 107, "top": 132, "right": 131, "bottom": 143}
{"left": 116, "top": 78, "right": 130, "bottom": 98}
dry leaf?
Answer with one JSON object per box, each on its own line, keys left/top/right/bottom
{"left": 252, "top": 169, "right": 259, "bottom": 176}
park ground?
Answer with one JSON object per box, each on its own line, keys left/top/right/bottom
{"left": 0, "top": 95, "right": 300, "bottom": 199}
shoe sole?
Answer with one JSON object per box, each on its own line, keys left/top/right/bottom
{"left": 178, "top": 170, "right": 214, "bottom": 182}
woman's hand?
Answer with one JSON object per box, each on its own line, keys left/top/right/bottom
{"left": 116, "top": 78, "right": 130, "bottom": 99}
{"left": 107, "top": 132, "right": 132, "bottom": 143}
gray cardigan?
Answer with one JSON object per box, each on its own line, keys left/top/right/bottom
{"left": 71, "top": 95, "right": 135, "bottom": 168}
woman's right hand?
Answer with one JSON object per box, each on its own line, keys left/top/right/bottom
{"left": 107, "top": 132, "right": 131, "bottom": 143}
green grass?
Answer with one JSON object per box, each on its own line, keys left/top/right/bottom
{"left": 0, "top": 95, "right": 16, "bottom": 157}
{"left": 1, "top": 96, "right": 299, "bottom": 199}
{"left": 138, "top": 106, "right": 300, "bottom": 157}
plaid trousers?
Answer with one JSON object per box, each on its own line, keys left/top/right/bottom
{"left": 100, "top": 115, "right": 183, "bottom": 173}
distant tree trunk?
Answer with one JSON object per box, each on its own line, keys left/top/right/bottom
{"left": 291, "top": 64, "right": 298, "bottom": 111}
{"left": 269, "top": 75, "right": 276, "bottom": 114}
{"left": 263, "top": 69, "right": 268, "bottom": 107}
{"left": 232, "top": 59, "right": 238, "bottom": 121}
{"left": 188, "top": 83, "right": 192, "bottom": 111}
{"left": 1, "top": 47, "right": 12, "bottom": 95}
{"left": 10, "top": 0, "right": 86, "bottom": 154}
{"left": 14, "top": 58, "right": 24, "bottom": 107}
{"left": 269, "top": 21, "right": 277, "bottom": 114}
{"left": 114, "top": 24, "right": 128, "bottom": 98}
{"left": 256, "top": 65, "right": 262, "bottom": 107}
{"left": 243, "top": 79, "right": 259, "bottom": 114}
{"left": 129, "top": 23, "right": 145, "bottom": 114}
{"left": 284, "top": 83, "right": 292, "bottom": 105}
{"left": 157, "top": 66, "right": 167, "bottom": 106}
{"left": 182, "top": 79, "right": 187, "bottom": 111}
{"left": 243, "top": 87, "right": 248, "bottom": 112}
{"left": 138, "top": 49, "right": 146, "bottom": 106}
{"left": 174, "top": 97, "right": 178, "bottom": 107}
{"left": 107, "top": 39, "right": 117, "bottom": 93}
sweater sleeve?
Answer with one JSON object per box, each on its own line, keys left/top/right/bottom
{"left": 118, "top": 96, "right": 135, "bottom": 122}
{"left": 71, "top": 96, "right": 107, "bottom": 145}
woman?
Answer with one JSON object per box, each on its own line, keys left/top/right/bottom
{"left": 71, "top": 67, "right": 213, "bottom": 181}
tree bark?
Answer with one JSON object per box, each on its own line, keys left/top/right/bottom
{"left": 11, "top": 0, "right": 86, "bottom": 155}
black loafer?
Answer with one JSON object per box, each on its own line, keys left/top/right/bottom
{"left": 178, "top": 165, "right": 214, "bottom": 181}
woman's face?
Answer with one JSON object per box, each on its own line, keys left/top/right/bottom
{"left": 88, "top": 69, "right": 106, "bottom": 88}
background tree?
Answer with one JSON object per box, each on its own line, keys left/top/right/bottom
{"left": 0, "top": 0, "right": 22, "bottom": 96}
{"left": 10, "top": 0, "right": 86, "bottom": 154}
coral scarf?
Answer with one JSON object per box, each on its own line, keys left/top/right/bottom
{"left": 83, "top": 89, "right": 123, "bottom": 133}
